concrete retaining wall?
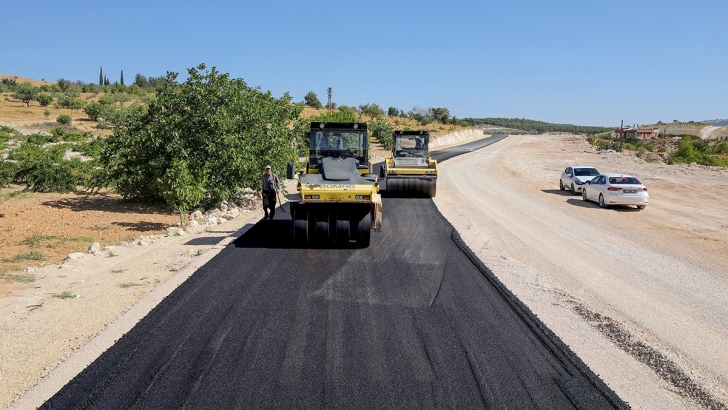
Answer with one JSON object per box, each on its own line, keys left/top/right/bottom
{"left": 430, "top": 129, "right": 486, "bottom": 148}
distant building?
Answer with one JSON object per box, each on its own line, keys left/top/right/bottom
{"left": 613, "top": 126, "right": 658, "bottom": 140}
{"left": 613, "top": 127, "right": 636, "bottom": 139}
{"left": 635, "top": 128, "right": 659, "bottom": 140}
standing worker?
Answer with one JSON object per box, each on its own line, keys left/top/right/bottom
{"left": 261, "top": 165, "right": 281, "bottom": 220}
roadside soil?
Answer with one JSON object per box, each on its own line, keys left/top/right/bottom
{"left": 1, "top": 133, "right": 727, "bottom": 409}
{"left": 434, "top": 134, "right": 728, "bottom": 409}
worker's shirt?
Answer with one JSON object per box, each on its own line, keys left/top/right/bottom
{"left": 262, "top": 173, "right": 280, "bottom": 192}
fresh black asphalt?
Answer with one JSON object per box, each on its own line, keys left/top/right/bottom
{"left": 42, "top": 135, "right": 628, "bottom": 409}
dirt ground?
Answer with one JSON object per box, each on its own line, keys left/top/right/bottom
{"left": 2, "top": 133, "right": 727, "bottom": 409}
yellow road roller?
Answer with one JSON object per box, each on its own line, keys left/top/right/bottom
{"left": 286, "top": 122, "right": 382, "bottom": 247}
{"left": 380, "top": 130, "right": 437, "bottom": 197}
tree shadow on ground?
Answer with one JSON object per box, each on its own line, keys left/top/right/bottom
{"left": 111, "top": 221, "right": 170, "bottom": 232}
{"left": 42, "top": 195, "right": 172, "bottom": 216}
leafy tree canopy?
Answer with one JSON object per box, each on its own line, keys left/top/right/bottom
{"left": 97, "top": 64, "right": 302, "bottom": 214}
{"left": 12, "top": 82, "right": 38, "bottom": 107}
{"left": 304, "top": 91, "right": 322, "bottom": 109}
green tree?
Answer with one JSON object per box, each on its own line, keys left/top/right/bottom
{"left": 120, "top": 70, "right": 124, "bottom": 86}
{"left": 99, "top": 67, "right": 103, "bottom": 86}
{"left": 369, "top": 119, "right": 394, "bottom": 150}
{"left": 359, "top": 103, "right": 384, "bottom": 120}
{"left": 304, "top": 91, "right": 322, "bottom": 109}
{"left": 430, "top": 107, "right": 450, "bottom": 124}
{"left": 11, "top": 82, "right": 38, "bottom": 107}
{"left": 83, "top": 101, "right": 106, "bottom": 121}
{"left": 55, "top": 93, "right": 86, "bottom": 110}
{"left": 114, "top": 93, "right": 132, "bottom": 106}
{"left": 134, "top": 73, "right": 148, "bottom": 87}
{"left": 98, "top": 94, "right": 116, "bottom": 105}
{"left": 56, "top": 114, "right": 72, "bottom": 125}
{"left": 36, "top": 94, "right": 53, "bottom": 107}
{"left": 57, "top": 78, "right": 74, "bottom": 92}
{"left": 387, "top": 106, "right": 399, "bottom": 117}
{"left": 97, "top": 64, "right": 302, "bottom": 215}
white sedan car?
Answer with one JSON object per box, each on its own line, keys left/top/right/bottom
{"left": 582, "top": 173, "right": 649, "bottom": 209}
{"left": 560, "top": 166, "right": 600, "bottom": 194}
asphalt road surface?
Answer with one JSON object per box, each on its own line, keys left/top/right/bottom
{"left": 42, "top": 135, "right": 627, "bottom": 409}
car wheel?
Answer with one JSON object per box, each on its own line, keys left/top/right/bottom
{"left": 582, "top": 188, "right": 588, "bottom": 201}
{"left": 598, "top": 194, "right": 607, "bottom": 208}
{"left": 637, "top": 205, "right": 646, "bottom": 210}
{"left": 571, "top": 183, "right": 577, "bottom": 194}
{"left": 559, "top": 180, "right": 565, "bottom": 191}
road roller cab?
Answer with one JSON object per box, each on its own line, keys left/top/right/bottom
{"left": 286, "top": 122, "right": 382, "bottom": 247}
{"left": 381, "top": 130, "right": 438, "bottom": 197}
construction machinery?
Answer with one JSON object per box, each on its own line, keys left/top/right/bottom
{"left": 286, "top": 122, "right": 382, "bottom": 247}
{"left": 380, "top": 130, "right": 438, "bottom": 197}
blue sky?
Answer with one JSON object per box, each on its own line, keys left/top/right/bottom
{"left": 4, "top": 0, "right": 727, "bottom": 126}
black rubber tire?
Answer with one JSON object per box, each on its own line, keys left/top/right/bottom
{"left": 559, "top": 180, "right": 565, "bottom": 191}
{"left": 599, "top": 194, "right": 607, "bottom": 208}
{"left": 292, "top": 208, "right": 308, "bottom": 245}
{"left": 571, "top": 183, "right": 577, "bottom": 194}
{"left": 582, "top": 188, "right": 588, "bottom": 202}
{"left": 336, "top": 217, "right": 350, "bottom": 243}
{"left": 313, "top": 212, "right": 328, "bottom": 242}
{"left": 356, "top": 213, "right": 371, "bottom": 248}
{"left": 637, "top": 205, "right": 646, "bottom": 210}
{"left": 379, "top": 165, "right": 386, "bottom": 179}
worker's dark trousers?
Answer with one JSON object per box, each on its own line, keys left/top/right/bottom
{"left": 262, "top": 190, "right": 277, "bottom": 219}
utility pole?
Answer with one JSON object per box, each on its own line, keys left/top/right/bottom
{"left": 327, "top": 87, "right": 332, "bottom": 114}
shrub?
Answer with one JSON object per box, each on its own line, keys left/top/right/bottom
{"left": 10, "top": 143, "right": 88, "bottom": 193}
{"left": 83, "top": 101, "right": 104, "bottom": 121}
{"left": 44, "top": 110, "right": 51, "bottom": 118}
{"left": 0, "top": 125, "right": 22, "bottom": 144}
{"left": 36, "top": 94, "right": 53, "bottom": 107}
{"left": 56, "top": 114, "right": 72, "bottom": 125}
{"left": 54, "top": 92, "right": 85, "bottom": 110}
{"left": 0, "top": 160, "right": 17, "bottom": 186}
{"left": 369, "top": 119, "right": 394, "bottom": 151}
{"left": 98, "top": 94, "right": 115, "bottom": 105}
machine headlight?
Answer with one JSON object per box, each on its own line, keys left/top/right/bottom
{"left": 304, "top": 194, "right": 320, "bottom": 199}
{"left": 355, "top": 195, "right": 370, "bottom": 200}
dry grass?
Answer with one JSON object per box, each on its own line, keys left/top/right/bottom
{"left": 300, "top": 106, "right": 471, "bottom": 137}
{"left": 0, "top": 74, "right": 54, "bottom": 87}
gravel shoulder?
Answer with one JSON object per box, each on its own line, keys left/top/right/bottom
{"left": 433, "top": 134, "right": 728, "bottom": 409}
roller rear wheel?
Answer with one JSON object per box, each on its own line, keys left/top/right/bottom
{"left": 355, "top": 213, "right": 371, "bottom": 247}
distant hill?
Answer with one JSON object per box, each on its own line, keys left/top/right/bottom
{"left": 702, "top": 119, "right": 728, "bottom": 126}
{"left": 464, "top": 117, "right": 612, "bottom": 135}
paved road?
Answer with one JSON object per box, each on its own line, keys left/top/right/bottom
{"left": 700, "top": 126, "right": 721, "bottom": 140}
{"left": 42, "top": 135, "right": 626, "bottom": 409}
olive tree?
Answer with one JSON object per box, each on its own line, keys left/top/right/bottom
{"left": 304, "top": 91, "right": 323, "bottom": 108}
{"left": 12, "top": 82, "right": 38, "bottom": 107}
{"left": 98, "top": 64, "right": 302, "bottom": 217}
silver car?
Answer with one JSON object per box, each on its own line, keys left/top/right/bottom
{"left": 560, "top": 166, "right": 600, "bottom": 194}
{"left": 582, "top": 173, "right": 649, "bottom": 209}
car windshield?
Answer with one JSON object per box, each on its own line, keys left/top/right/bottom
{"left": 394, "top": 134, "right": 428, "bottom": 158}
{"left": 574, "top": 168, "right": 599, "bottom": 177}
{"left": 608, "top": 176, "right": 642, "bottom": 185}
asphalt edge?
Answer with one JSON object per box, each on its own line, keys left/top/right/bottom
{"left": 9, "top": 222, "right": 257, "bottom": 410}
{"left": 450, "top": 229, "right": 630, "bottom": 410}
